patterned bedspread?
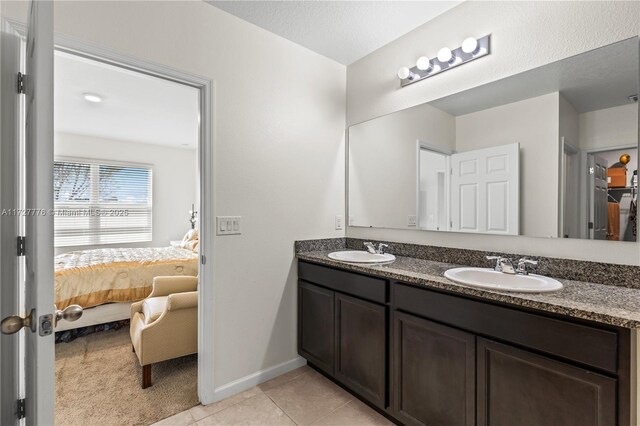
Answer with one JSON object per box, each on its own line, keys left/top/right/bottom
{"left": 54, "top": 247, "right": 198, "bottom": 309}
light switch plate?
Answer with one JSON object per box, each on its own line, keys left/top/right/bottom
{"left": 408, "top": 215, "right": 417, "bottom": 227}
{"left": 216, "top": 216, "right": 242, "bottom": 235}
{"left": 335, "top": 215, "right": 343, "bottom": 230}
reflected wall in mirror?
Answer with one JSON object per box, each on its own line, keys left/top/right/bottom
{"left": 348, "top": 37, "right": 639, "bottom": 242}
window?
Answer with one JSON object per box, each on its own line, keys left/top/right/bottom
{"left": 54, "top": 158, "right": 153, "bottom": 247}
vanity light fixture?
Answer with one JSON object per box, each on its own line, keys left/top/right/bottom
{"left": 83, "top": 93, "right": 102, "bottom": 103}
{"left": 397, "top": 34, "right": 491, "bottom": 87}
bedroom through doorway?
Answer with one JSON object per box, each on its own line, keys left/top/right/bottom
{"left": 53, "top": 49, "right": 203, "bottom": 425}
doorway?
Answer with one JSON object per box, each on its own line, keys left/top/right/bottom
{"left": 0, "top": 13, "right": 215, "bottom": 424}
{"left": 53, "top": 49, "right": 202, "bottom": 424}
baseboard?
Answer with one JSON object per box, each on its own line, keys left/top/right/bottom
{"left": 212, "top": 356, "right": 307, "bottom": 402}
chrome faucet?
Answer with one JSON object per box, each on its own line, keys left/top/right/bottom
{"left": 486, "top": 256, "right": 538, "bottom": 275}
{"left": 516, "top": 258, "right": 538, "bottom": 275}
{"left": 364, "top": 242, "right": 389, "bottom": 254}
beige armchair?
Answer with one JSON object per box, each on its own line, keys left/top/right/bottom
{"left": 130, "top": 275, "right": 198, "bottom": 388}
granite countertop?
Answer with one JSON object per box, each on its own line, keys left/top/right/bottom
{"left": 297, "top": 250, "right": 640, "bottom": 329}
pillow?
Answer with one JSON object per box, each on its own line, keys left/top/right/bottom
{"left": 180, "top": 229, "right": 199, "bottom": 248}
{"left": 184, "top": 240, "right": 199, "bottom": 253}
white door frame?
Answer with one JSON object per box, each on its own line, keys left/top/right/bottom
{"left": 558, "top": 137, "right": 580, "bottom": 239}
{"left": 415, "top": 140, "right": 453, "bottom": 231}
{"left": 3, "top": 19, "right": 216, "bottom": 405}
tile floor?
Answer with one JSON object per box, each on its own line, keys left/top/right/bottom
{"left": 152, "top": 366, "right": 394, "bottom": 426}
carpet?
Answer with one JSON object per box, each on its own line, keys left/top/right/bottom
{"left": 55, "top": 326, "right": 198, "bottom": 426}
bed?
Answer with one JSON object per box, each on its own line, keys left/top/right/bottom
{"left": 54, "top": 246, "right": 198, "bottom": 331}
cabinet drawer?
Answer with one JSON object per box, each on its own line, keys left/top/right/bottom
{"left": 394, "top": 284, "right": 618, "bottom": 373}
{"left": 299, "top": 261, "right": 387, "bottom": 303}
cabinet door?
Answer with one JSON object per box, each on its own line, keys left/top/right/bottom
{"left": 393, "top": 311, "right": 475, "bottom": 426}
{"left": 298, "top": 281, "right": 334, "bottom": 374}
{"left": 335, "top": 293, "right": 387, "bottom": 408}
{"left": 477, "top": 338, "right": 616, "bottom": 426}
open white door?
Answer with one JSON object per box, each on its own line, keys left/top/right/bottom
{"left": 588, "top": 154, "right": 609, "bottom": 240}
{"left": 0, "top": 15, "right": 24, "bottom": 426}
{"left": 24, "top": 1, "right": 55, "bottom": 424}
{"left": 450, "top": 143, "right": 520, "bottom": 235}
{"left": 0, "top": 1, "right": 54, "bottom": 425}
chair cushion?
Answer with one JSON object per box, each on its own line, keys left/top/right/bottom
{"left": 142, "top": 296, "right": 168, "bottom": 325}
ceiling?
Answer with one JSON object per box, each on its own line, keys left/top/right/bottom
{"left": 54, "top": 51, "right": 199, "bottom": 149}
{"left": 206, "top": 1, "right": 462, "bottom": 65}
{"left": 431, "top": 37, "right": 639, "bottom": 116}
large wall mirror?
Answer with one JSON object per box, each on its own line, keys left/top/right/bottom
{"left": 348, "top": 37, "right": 639, "bottom": 242}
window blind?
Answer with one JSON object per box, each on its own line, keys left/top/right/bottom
{"left": 54, "top": 159, "right": 153, "bottom": 247}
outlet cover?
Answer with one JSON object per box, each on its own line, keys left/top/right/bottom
{"left": 335, "top": 215, "right": 343, "bottom": 230}
{"left": 408, "top": 215, "right": 417, "bottom": 227}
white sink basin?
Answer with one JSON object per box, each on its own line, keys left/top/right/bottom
{"left": 444, "top": 267, "right": 563, "bottom": 293}
{"left": 328, "top": 250, "right": 396, "bottom": 264}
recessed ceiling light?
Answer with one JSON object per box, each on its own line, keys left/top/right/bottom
{"left": 83, "top": 93, "right": 102, "bottom": 103}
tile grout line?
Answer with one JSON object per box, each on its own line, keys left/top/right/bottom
{"left": 193, "top": 392, "right": 265, "bottom": 424}
{"left": 191, "top": 369, "right": 309, "bottom": 424}
{"left": 263, "top": 392, "right": 301, "bottom": 425}
{"left": 307, "top": 399, "right": 353, "bottom": 426}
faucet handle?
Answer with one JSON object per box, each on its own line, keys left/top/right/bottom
{"left": 517, "top": 258, "right": 538, "bottom": 275}
{"left": 363, "top": 242, "right": 376, "bottom": 254}
{"left": 377, "top": 243, "right": 389, "bottom": 254}
{"left": 486, "top": 255, "right": 501, "bottom": 271}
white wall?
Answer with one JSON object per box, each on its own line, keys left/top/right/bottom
{"left": 349, "top": 102, "right": 454, "bottom": 229}
{"left": 1, "top": 0, "right": 346, "bottom": 392}
{"left": 347, "top": 1, "right": 640, "bottom": 265}
{"left": 558, "top": 94, "right": 580, "bottom": 239}
{"left": 455, "top": 93, "right": 560, "bottom": 238}
{"left": 579, "top": 103, "right": 639, "bottom": 151}
{"left": 53, "top": 132, "right": 197, "bottom": 255}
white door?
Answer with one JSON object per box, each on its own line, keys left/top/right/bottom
{"left": 588, "top": 154, "right": 608, "bottom": 240}
{"left": 0, "top": 14, "right": 24, "bottom": 426}
{"left": 450, "top": 143, "right": 519, "bottom": 235}
{"left": 0, "top": 2, "right": 55, "bottom": 425}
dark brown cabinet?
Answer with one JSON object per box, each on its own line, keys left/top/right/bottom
{"left": 297, "top": 261, "right": 629, "bottom": 426}
{"left": 298, "top": 281, "right": 334, "bottom": 374}
{"left": 335, "top": 293, "right": 387, "bottom": 409}
{"left": 477, "top": 338, "right": 617, "bottom": 426}
{"left": 393, "top": 311, "right": 475, "bottom": 426}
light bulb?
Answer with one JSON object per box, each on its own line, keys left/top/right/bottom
{"left": 416, "top": 56, "right": 432, "bottom": 71}
{"left": 397, "top": 67, "right": 411, "bottom": 80}
{"left": 461, "top": 37, "right": 479, "bottom": 54}
{"left": 83, "top": 93, "right": 102, "bottom": 103}
{"left": 437, "top": 47, "right": 454, "bottom": 63}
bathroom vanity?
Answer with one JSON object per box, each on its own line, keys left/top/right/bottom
{"left": 296, "top": 249, "right": 638, "bottom": 426}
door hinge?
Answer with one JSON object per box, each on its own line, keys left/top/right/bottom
{"left": 588, "top": 222, "right": 594, "bottom": 230}
{"left": 16, "top": 398, "right": 25, "bottom": 419}
{"left": 17, "top": 236, "right": 25, "bottom": 256}
{"left": 17, "top": 72, "right": 26, "bottom": 94}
